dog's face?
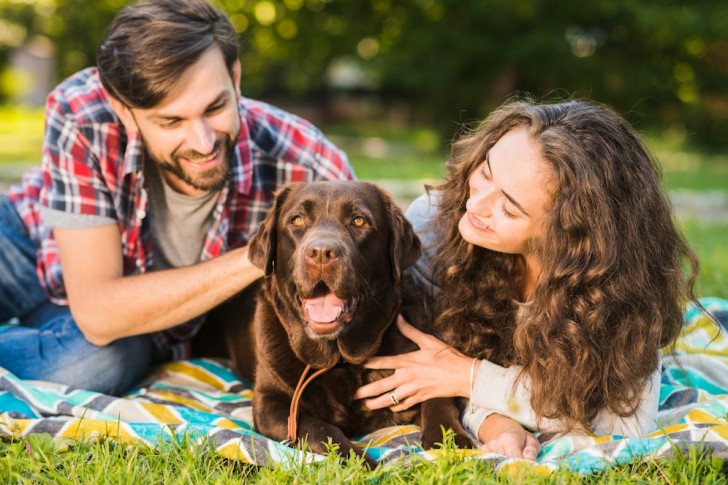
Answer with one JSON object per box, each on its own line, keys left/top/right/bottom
{"left": 248, "top": 181, "right": 421, "bottom": 367}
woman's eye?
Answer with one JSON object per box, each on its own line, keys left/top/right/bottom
{"left": 501, "top": 206, "right": 516, "bottom": 219}
{"left": 352, "top": 216, "right": 366, "bottom": 227}
{"left": 291, "top": 216, "right": 304, "bottom": 227}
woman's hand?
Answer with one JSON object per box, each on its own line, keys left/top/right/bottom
{"left": 353, "top": 315, "right": 475, "bottom": 412}
{"left": 479, "top": 413, "right": 539, "bottom": 460}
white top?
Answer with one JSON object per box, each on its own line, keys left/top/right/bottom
{"left": 405, "top": 192, "right": 660, "bottom": 441}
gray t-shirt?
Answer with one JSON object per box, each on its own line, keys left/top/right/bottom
{"left": 40, "top": 163, "right": 219, "bottom": 271}
{"left": 145, "top": 163, "right": 219, "bottom": 270}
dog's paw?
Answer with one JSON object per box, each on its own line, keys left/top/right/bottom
{"left": 453, "top": 432, "right": 476, "bottom": 450}
{"left": 421, "top": 428, "right": 475, "bottom": 450}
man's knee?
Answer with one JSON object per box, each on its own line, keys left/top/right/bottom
{"left": 0, "top": 311, "right": 157, "bottom": 395}
{"left": 41, "top": 334, "right": 156, "bottom": 395}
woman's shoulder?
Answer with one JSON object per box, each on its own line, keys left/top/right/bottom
{"left": 405, "top": 191, "right": 441, "bottom": 232}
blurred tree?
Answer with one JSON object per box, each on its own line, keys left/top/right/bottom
{"left": 48, "top": 0, "right": 120, "bottom": 81}
{"left": 0, "top": 0, "right": 725, "bottom": 147}
{"left": 370, "top": 0, "right": 727, "bottom": 145}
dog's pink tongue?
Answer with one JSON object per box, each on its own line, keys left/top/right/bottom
{"left": 303, "top": 293, "right": 345, "bottom": 323}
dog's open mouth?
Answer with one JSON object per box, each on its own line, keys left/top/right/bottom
{"left": 300, "top": 282, "right": 356, "bottom": 336}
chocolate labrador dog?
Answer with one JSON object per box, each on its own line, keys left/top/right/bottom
{"left": 202, "top": 180, "right": 472, "bottom": 466}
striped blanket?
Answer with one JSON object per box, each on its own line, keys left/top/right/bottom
{"left": 1, "top": 297, "right": 727, "bottom": 474}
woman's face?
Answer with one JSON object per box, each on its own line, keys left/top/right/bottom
{"left": 458, "top": 126, "right": 553, "bottom": 264}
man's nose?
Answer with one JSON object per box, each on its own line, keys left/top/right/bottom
{"left": 187, "top": 119, "right": 216, "bottom": 155}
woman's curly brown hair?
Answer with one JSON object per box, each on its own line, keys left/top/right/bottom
{"left": 429, "top": 99, "right": 700, "bottom": 433}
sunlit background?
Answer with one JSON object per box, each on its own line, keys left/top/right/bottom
{"left": 1, "top": 1, "right": 726, "bottom": 144}
{"left": 0, "top": 0, "right": 726, "bottom": 294}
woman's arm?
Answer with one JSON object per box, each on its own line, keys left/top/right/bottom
{"left": 466, "top": 355, "right": 660, "bottom": 438}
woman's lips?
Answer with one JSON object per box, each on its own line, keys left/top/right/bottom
{"left": 467, "top": 212, "right": 493, "bottom": 233}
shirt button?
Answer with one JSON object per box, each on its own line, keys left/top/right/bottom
{"left": 136, "top": 258, "right": 143, "bottom": 268}
{"left": 136, "top": 209, "right": 146, "bottom": 219}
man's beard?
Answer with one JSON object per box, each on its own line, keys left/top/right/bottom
{"left": 155, "top": 133, "right": 237, "bottom": 193}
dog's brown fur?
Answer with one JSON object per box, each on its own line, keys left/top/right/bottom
{"left": 200, "top": 181, "right": 472, "bottom": 466}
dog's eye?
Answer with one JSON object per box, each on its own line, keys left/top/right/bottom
{"left": 291, "top": 216, "right": 304, "bottom": 227}
{"left": 352, "top": 216, "right": 367, "bottom": 227}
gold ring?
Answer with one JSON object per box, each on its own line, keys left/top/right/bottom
{"left": 390, "top": 392, "right": 400, "bottom": 405}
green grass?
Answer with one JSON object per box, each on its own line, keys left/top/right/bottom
{"left": 1, "top": 431, "right": 726, "bottom": 484}
{"left": 655, "top": 143, "right": 728, "bottom": 194}
{"left": 681, "top": 219, "right": 728, "bottom": 299}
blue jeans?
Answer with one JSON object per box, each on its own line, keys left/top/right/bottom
{"left": 0, "top": 195, "right": 165, "bottom": 395}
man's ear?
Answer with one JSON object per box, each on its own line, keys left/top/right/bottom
{"left": 109, "top": 96, "right": 139, "bottom": 136}
{"left": 232, "top": 59, "right": 242, "bottom": 97}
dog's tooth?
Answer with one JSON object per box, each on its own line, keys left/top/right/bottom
{"left": 336, "top": 307, "right": 342, "bottom": 318}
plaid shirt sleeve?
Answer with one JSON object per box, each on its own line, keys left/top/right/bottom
{"left": 41, "top": 72, "right": 123, "bottom": 220}
{"left": 34, "top": 68, "right": 134, "bottom": 303}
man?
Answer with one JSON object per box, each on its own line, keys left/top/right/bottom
{"left": 0, "top": 0, "right": 354, "bottom": 395}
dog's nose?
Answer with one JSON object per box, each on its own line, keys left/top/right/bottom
{"left": 305, "top": 239, "right": 340, "bottom": 266}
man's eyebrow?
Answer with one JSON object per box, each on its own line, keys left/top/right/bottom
{"left": 486, "top": 157, "right": 530, "bottom": 217}
{"left": 151, "top": 90, "right": 229, "bottom": 122}
{"left": 204, "top": 91, "right": 229, "bottom": 110}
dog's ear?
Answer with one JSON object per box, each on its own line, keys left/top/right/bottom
{"left": 377, "top": 185, "right": 422, "bottom": 280}
{"left": 248, "top": 185, "right": 293, "bottom": 276}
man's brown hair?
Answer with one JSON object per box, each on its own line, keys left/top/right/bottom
{"left": 97, "top": 0, "right": 239, "bottom": 109}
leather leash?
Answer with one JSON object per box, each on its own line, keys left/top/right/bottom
{"left": 287, "top": 364, "right": 332, "bottom": 443}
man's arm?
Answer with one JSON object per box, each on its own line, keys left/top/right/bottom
{"left": 55, "top": 224, "right": 263, "bottom": 346}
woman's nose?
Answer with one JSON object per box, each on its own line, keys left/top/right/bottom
{"left": 467, "top": 184, "right": 495, "bottom": 214}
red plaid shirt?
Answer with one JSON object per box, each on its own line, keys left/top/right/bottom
{"left": 7, "top": 67, "right": 354, "bottom": 356}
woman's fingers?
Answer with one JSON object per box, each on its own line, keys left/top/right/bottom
{"left": 357, "top": 383, "right": 422, "bottom": 411}
{"left": 522, "top": 433, "right": 540, "bottom": 461}
{"left": 481, "top": 430, "right": 540, "bottom": 460}
{"left": 360, "top": 353, "right": 409, "bottom": 370}
{"left": 396, "top": 315, "right": 443, "bottom": 349}
{"left": 353, "top": 373, "right": 400, "bottom": 400}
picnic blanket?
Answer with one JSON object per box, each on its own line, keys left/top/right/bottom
{"left": 1, "top": 297, "right": 727, "bottom": 475}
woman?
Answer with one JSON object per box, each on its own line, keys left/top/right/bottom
{"left": 355, "top": 99, "right": 704, "bottom": 460}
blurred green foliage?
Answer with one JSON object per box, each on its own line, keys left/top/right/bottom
{"left": 0, "top": 0, "right": 726, "bottom": 148}
{"left": 680, "top": 220, "right": 728, "bottom": 298}
{"left": 0, "top": 105, "right": 43, "bottom": 163}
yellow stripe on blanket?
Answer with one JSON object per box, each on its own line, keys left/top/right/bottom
{"left": 150, "top": 391, "right": 211, "bottom": 411}
{"left": 216, "top": 440, "right": 255, "bottom": 464}
{"left": 212, "top": 418, "right": 242, "bottom": 431}
{"left": 705, "top": 424, "right": 728, "bottom": 440}
{"left": 592, "top": 435, "right": 614, "bottom": 445}
{"left": 352, "top": 424, "right": 421, "bottom": 447}
{"left": 671, "top": 319, "right": 727, "bottom": 355}
{"left": 60, "top": 419, "right": 136, "bottom": 443}
{"left": 161, "top": 361, "right": 229, "bottom": 390}
{"left": 645, "top": 423, "right": 688, "bottom": 437}
{"left": 139, "top": 402, "right": 184, "bottom": 423}
{"left": 684, "top": 408, "right": 727, "bottom": 425}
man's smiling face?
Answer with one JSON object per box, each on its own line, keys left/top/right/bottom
{"left": 122, "top": 46, "right": 242, "bottom": 196}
